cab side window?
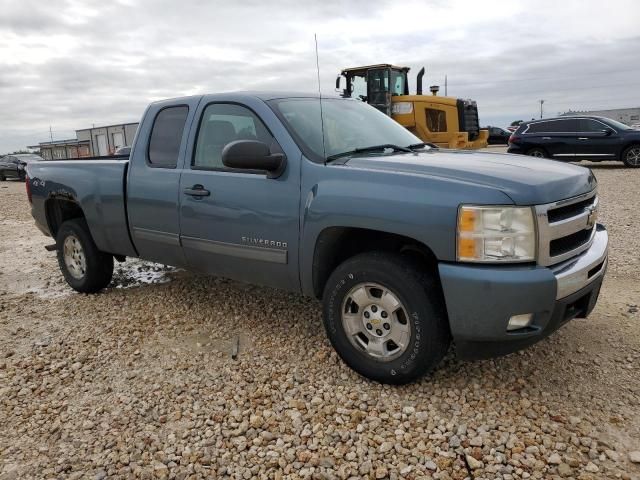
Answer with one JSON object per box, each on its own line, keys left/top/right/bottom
{"left": 193, "top": 103, "right": 273, "bottom": 170}
{"left": 148, "top": 106, "right": 189, "bottom": 168}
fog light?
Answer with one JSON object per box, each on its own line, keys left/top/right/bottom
{"left": 507, "top": 313, "right": 534, "bottom": 331}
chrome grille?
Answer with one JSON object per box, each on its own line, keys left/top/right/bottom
{"left": 535, "top": 190, "right": 598, "bottom": 267}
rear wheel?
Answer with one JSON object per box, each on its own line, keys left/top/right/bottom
{"left": 0, "top": 173, "right": 5, "bottom": 181}
{"left": 56, "top": 219, "right": 113, "bottom": 293}
{"left": 322, "top": 252, "right": 450, "bottom": 384}
{"left": 622, "top": 145, "right": 640, "bottom": 168}
{"left": 526, "top": 148, "right": 548, "bottom": 158}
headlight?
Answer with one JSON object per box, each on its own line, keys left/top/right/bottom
{"left": 391, "top": 102, "right": 413, "bottom": 115}
{"left": 457, "top": 205, "right": 536, "bottom": 262}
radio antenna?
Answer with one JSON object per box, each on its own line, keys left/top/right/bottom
{"left": 314, "top": 34, "right": 327, "bottom": 162}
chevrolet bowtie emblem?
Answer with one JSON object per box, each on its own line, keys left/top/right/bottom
{"left": 586, "top": 206, "right": 597, "bottom": 229}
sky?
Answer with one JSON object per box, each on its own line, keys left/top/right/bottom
{"left": 1, "top": 0, "right": 639, "bottom": 153}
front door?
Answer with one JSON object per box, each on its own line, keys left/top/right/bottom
{"left": 574, "top": 118, "right": 620, "bottom": 160}
{"left": 178, "top": 100, "right": 301, "bottom": 291}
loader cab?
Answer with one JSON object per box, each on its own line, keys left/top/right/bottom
{"left": 337, "top": 64, "right": 409, "bottom": 116}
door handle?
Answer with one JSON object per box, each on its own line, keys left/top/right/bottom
{"left": 183, "top": 185, "right": 210, "bottom": 197}
{"left": 578, "top": 137, "right": 589, "bottom": 140}
{"left": 542, "top": 137, "right": 552, "bottom": 140}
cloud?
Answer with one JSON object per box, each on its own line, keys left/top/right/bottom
{"left": 0, "top": 0, "right": 639, "bottom": 152}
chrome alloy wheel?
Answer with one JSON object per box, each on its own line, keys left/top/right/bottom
{"left": 63, "top": 235, "right": 86, "bottom": 279}
{"left": 341, "top": 283, "right": 411, "bottom": 361}
{"left": 529, "top": 150, "right": 545, "bottom": 158}
{"left": 626, "top": 147, "right": 640, "bottom": 166}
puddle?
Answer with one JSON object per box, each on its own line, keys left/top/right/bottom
{"left": 111, "top": 258, "right": 179, "bottom": 288}
{"left": 0, "top": 219, "right": 180, "bottom": 299}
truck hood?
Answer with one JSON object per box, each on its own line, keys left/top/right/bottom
{"left": 344, "top": 149, "right": 596, "bottom": 205}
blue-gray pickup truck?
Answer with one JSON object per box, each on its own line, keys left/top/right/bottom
{"left": 25, "top": 92, "right": 608, "bottom": 384}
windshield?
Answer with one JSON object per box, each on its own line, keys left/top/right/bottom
{"left": 269, "top": 98, "right": 422, "bottom": 161}
{"left": 601, "top": 118, "right": 633, "bottom": 131}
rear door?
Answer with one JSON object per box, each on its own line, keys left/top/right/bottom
{"left": 575, "top": 118, "right": 620, "bottom": 160}
{"left": 126, "top": 98, "right": 201, "bottom": 267}
{"left": 525, "top": 119, "right": 578, "bottom": 158}
{"left": 178, "top": 97, "right": 301, "bottom": 291}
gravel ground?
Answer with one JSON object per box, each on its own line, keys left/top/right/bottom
{"left": 0, "top": 161, "right": 639, "bottom": 480}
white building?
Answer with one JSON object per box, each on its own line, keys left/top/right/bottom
{"left": 28, "top": 122, "right": 139, "bottom": 159}
{"left": 560, "top": 107, "right": 640, "bottom": 125}
{"left": 76, "top": 122, "right": 139, "bottom": 157}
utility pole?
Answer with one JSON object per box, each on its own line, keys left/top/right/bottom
{"left": 444, "top": 75, "right": 448, "bottom": 96}
{"left": 539, "top": 100, "right": 545, "bottom": 119}
{"left": 49, "top": 126, "right": 53, "bottom": 142}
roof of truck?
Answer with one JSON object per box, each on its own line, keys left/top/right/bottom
{"left": 151, "top": 92, "right": 344, "bottom": 105}
{"left": 341, "top": 64, "right": 410, "bottom": 74}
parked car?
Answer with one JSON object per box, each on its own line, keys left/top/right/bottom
{"left": 114, "top": 146, "right": 131, "bottom": 156}
{"left": 25, "top": 92, "right": 608, "bottom": 384}
{"left": 0, "top": 153, "right": 43, "bottom": 181}
{"left": 508, "top": 116, "right": 640, "bottom": 167}
{"left": 485, "top": 126, "right": 511, "bottom": 145}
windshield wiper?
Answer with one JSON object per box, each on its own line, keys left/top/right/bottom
{"left": 326, "top": 144, "right": 413, "bottom": 163}
{"left": 407, "top": 142, "right": 438, "bottom": 150}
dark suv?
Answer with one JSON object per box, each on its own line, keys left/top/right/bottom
{"left": 507, "top": 116, "right": 640, "bottom": 167}
{"left": 0, "top": 154, "right": 44, "bottom": 181}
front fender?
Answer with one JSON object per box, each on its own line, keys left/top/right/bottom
{"left": 298, "top": 161, "right": 513, "bottom": 296}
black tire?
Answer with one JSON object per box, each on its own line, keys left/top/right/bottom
{"left": 621, "top": 145, "right": 640, "bottom": 168}
{"left": 56, "top": 218, "right": 114, "bottom": 293}
{"left": 0, "top": 174, "right": 5, "bottom": 181}
{"left": 526, "top": 148, "right": 548, "bottom": 158}
{"left": 322, "top": 252, "right": 450, "bottom": 384}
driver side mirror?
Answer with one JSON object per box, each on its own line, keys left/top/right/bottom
{"left": 221, "top": 140, "right": 286, "bottom": 179}
{"left": 602, "top": 128, "right": 614, "bottom": 136}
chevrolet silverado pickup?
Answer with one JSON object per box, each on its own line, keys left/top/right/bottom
{"left": 26, "top": 92, "right": 608, "bottom": 384}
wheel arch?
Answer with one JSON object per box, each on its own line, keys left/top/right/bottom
{"left": 45, "top": 196, "right": 86, "bottom": 239}
{"left": 622, "top": 141, "right": 640, "bottom": 155}
{"left": 526, "top": 146, "right": 549, "bottom": 157}
{"left": 311, "top": 226, "right": 439, "bottom": 299}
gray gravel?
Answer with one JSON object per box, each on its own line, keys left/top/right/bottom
{"left": 1, "top": 161, "right": 639, "bottom": 480}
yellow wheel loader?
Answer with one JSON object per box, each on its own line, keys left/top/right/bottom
{"left": 336, "top": 64, "right": 488, "bottom": 149}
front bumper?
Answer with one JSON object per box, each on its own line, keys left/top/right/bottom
{"left": 439, "top": 225, "right": 608, "bottom": 360}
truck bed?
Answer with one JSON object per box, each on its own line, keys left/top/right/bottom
{"left": 27, "top": 159, "right": 137, "bottom": 258}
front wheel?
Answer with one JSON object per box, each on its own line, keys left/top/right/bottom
{"left": 56, "top": 219, "right": 114, "bottom": 293}
{"left": 622, "top": 145, "right": 640, "bottom": 168}
{"left": 322, "top": 252, "right": 450, "bottom": 384}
